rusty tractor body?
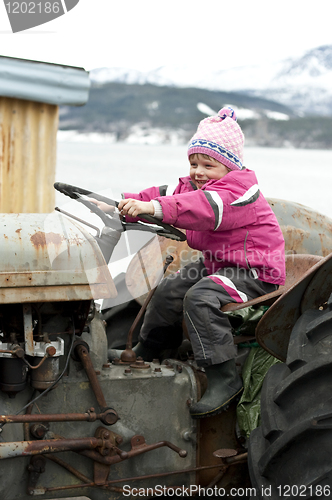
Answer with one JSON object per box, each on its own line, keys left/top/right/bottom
{"left": 0, "top": 185, "right": 332, "bottom": 500}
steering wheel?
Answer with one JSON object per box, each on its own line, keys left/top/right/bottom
{"left": 54, "top": 182, "right": 186, "bottom": 242}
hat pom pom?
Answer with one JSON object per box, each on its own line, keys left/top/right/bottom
{"left": 218, "top": 106, "right": 237, "bottom": 122}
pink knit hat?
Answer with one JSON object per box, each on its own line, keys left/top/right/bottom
{"left": 188, "top": 106, "right": 244, "bottom": 171}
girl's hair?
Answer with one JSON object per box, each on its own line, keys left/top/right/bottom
{"left": 189, "top": 153, "right": 232, "bottom": 172}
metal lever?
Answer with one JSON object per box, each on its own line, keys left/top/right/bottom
{"left": 120, "top": 255, "right": 174, "bottom": 363}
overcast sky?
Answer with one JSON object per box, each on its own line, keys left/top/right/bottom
{"left": 0, "top": 0, "right": 331, "bottom": 72}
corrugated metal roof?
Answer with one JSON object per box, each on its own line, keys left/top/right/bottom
{"left": 0, "top": 55, "right": 90, "bottom": 106}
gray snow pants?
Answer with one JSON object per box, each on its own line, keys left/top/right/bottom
{"left": 138, "top": 259, "right": 277, "bottom": 367}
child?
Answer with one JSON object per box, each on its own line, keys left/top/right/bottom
{"left": 112, "top": 106, "right": 286, "bottom": 419}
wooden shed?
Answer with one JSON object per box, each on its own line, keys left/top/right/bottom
{"left": 0, "top": 56, "right": 90, "bottom": 213}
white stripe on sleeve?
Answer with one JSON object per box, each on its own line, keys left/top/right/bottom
{"left": 230, "top": 184, "right": 260, "bottom": 206}
{"left": 207, "top": 191, "right": 224, "bottom": 229}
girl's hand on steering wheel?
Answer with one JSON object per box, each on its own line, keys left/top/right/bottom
{"left": 118, "top": 198, "right": 154, "bottom": 217}
{"left": 54, "top": 182, "right": 186, "bottom": 241}
{"left": 86, "top": 197, "right": 116, "bottom": 214}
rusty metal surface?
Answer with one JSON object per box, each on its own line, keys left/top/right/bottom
{"left": 256, "top": 252, "right": 332, "bottom": 361}
{"left": 29, "top": 356, "right": 60, "bottom": 390}
{"left": 77, "top": 436, "right": 187, "bottom": 466}
{"left": 0, "top": 352, "right": 197, "bottom": 499}
{"left": 23, "top": 304, "right": 34, "bottom": 356}
{"left": 0, "top": 436, "right": 102, "bottom": 459}
{"left": 197, "top": 407, "right": 249, "bottom": 489}
{"left": 280, "top": 254, "right": 324, "bottom": 291}
{"left": 0, "top": 409, "right": 114, "bottom": 425}
{"left": 43, "top": 464, "right": 229, "bottom": 497}
{"left": 0, "top": 212, "right": 116, "bottom": 303}
{"left": 267, "top": 198, "right": 332, "bottom": 256}
{"left": 75, "top": 344, "right": 108, "bottom": 413}
{"left": 0, "top": 430, "right": 188, "bottom": 483}
{"left": 213, "top": 449, "right": 238, "bottom": 459}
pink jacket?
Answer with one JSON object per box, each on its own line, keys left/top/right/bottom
{"left": 124, "top": 169, "right": 286, "bottom": 285}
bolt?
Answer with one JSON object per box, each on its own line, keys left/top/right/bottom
{"left": 104, "top": 411, "right": 118, "bottom": 425}
{"left": 46, "top": 345, "right": 56, "bottom": 357}
{"left": 182, "top": 431, "right": 192, "bottom": 441}
{"left": 154, "top": 367, "right": 162, "bottom": 373}
{"left": 13, "top": 347, "right": 25, "bottom": 359}
{"left": 30, "top": 424, "right": 48, "bottom": 439}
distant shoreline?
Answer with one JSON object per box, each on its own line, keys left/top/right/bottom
{"left": 56, "top": 130, "right": 329, "bottom": 150}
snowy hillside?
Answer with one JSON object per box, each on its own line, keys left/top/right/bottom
{"left": 59, "top": 79, "right": 332, "bottom": 149}
{"left": 90, "top": 45, "right": 332, "bottom": 116}
{"left": 90, "top": 61, "right": 283, "bottom": 93}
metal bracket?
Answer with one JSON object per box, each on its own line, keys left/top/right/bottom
{"left": 93, "top": 427, "right": 124, "bottom": 485}
{"left": 23, "top": 304, "right": 34, "bottom": 357}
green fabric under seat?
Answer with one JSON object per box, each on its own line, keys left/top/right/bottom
{"left": 236, "top": 346, "right": 281, "bottom": 438}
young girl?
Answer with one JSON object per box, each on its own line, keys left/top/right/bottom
{"left": 110, "top": 106, "right": 285, "bottom": 418}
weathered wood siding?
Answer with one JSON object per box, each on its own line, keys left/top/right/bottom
{"left": 0, "top": 96, "right": 58, "bottom": 213}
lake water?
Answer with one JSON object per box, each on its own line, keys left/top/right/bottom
{"left": 56, "top": 142, "right": 332, "bottom": 219}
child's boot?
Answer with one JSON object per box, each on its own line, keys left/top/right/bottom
{"left": 189, "top": 359, "right": 243, "bottom": 419}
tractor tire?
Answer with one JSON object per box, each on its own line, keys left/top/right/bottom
{"left": 248, "top": 295, "right": 332, "bottom": 499}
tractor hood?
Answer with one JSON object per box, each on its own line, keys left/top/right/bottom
{"left": 0, "top": 212, "right": 116, "bottom": 304}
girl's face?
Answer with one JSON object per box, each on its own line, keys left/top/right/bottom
{"left": 189, "top": 154, "right": 229, "bottom": 189}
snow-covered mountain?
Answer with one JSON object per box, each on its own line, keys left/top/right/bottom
{"left": 90, "top": 45, "right": 332, "bottom": 116}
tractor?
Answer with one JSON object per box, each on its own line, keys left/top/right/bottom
{"left": 0, "top": 182, "right": 331, "bottom": 499}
